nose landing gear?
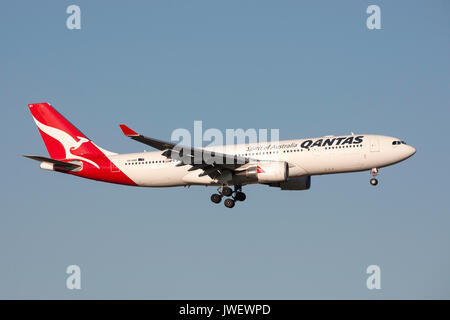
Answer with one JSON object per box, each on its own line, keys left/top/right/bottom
{"left": 210, "top": 185, "right": 246, "bottom": 208}
{"left": 370, "top": 168, "right": 378, "bottom": 186}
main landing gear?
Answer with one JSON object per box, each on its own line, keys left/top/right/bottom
{"left": 370, "top": 168, "right": 379, "bottom": 186}
{"left": 210, "top": 185, "right": 246, "bottom": 208}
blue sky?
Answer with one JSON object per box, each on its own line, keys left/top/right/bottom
{"left": 1, "top": 1, "right": 449, "bottom": 299}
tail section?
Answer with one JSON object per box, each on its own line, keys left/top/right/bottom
{"left": 28, "top": 103, "right": 105, "bottom": 169}
{"left": 26, "top": 103, "right": 136, "bottom": 186}
{"left": 27, "top": 103, "right": 117, "bottom": 168}
{"left": 28, "top": 103, "right": 92, "bottom": 159}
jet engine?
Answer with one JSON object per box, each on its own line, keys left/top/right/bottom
{"left": 237, "top": 162, "right": 289, "bottom": 183}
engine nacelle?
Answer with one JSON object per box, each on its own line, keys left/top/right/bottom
{"left": 270, "top": 175, "right": 311, "bottom": 190}
{"left": 238, "top": 162, "right": 289, "bottom": 183}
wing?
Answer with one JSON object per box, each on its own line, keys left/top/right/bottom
{"left": 119, "top": 124, "right": 253, "bottom": 179}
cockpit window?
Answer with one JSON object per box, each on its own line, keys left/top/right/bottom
{"left": 392, "top": 140, "right": 406, "bottom": 145}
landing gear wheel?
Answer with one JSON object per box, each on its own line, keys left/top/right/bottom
{"left": 221, "top": 186, "right": 233, "bottom": 197}
{"left": 211, "top": 193, "right": 222, "bottom": 204}
{"left": 224, "top": 198, "right": 235, "bottom": 208}
{"left": 370, "top": 178, "right": 378, "bottom": 186}
{"left": 235, "top": 192, "right": 246, "bottom": 202}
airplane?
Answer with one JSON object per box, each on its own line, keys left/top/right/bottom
{"left": 24, "top": 103, "right": 416, "bottom": 208}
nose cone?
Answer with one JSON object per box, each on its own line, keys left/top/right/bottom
{"left": 406, "top": 145, "right": 416, "bottom": 158}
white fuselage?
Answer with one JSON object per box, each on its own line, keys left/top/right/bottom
{"left": 108, "top": 134, "right": 416, "bottom": 187}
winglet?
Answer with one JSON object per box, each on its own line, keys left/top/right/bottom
{"left": 119, "top": 124, "right": 139, "bottom": 136}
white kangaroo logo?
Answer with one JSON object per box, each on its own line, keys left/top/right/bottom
{"left": 33, "top": 117, "right": 100, "bottom": 169}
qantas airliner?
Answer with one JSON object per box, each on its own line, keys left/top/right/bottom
{"left": 25, "top": 103, "right": 416, "bottom": 208}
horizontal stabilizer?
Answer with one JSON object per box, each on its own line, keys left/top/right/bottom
{"left": 23, "top": 155, "right": 82, "bottom": 171}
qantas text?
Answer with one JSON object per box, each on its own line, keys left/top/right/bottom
{"left": 246, "top": 135, "right": 364, "bottom": 152}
